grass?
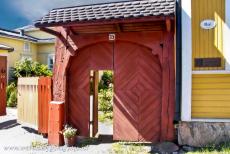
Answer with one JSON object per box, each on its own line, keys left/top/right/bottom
{"left": 109, "top": 142, "right": 150, "bottom": 154}
{"left": 98, "top": 111, "right": 113, "bottom": 124}
{"left": 31, "top": 140, "right": 48, "bottom": 148}
{"left": 188, "top": 143, "right": 230, "bottom": 154}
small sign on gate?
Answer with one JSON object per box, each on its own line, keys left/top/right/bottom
{"left": 109, "top": 34, "right": 116, "bottom": 41}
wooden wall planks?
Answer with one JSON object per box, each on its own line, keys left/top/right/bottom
{"left": 192, "top": 0, "right": 225, "bottom": 70}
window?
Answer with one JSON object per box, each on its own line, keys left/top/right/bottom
{"left": 21, "top": 55, "right": 32, "bottom": 61}
{"left": 23, "top": 42, "right": 31, "bottom": 53}
{"left": 48, "top": 54, "right": 55, "bottom": 70}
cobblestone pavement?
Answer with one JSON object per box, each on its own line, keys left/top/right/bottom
{"left": 0, "top": 108, "right": 114, "bottom": 154}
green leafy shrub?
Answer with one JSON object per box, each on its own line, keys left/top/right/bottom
{"left": 14, "top": 59, "right": 52, "bottom": 78}
{"left": 6, "top": 83, "right": 17, "bottom": 107}
{"left": 98, "top": 71, "right": 113, "bottom": 90}
{"left": 98, "top": 71, "right": 114, "bottom": 122}
{"left": 7, "top": 82, "right": 16, "bottom": 100}
{"left": 98, "top": 87, "right": 113, "bottom": 112}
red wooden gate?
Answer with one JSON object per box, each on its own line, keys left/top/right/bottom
{"left": 0, "top": 56, "right": 7, "bottom": 116}
{"left": 38, "top": 77, "right": 52, "bottom": 134}
{"left": 113, "top": 42, "right": 162, "bottom": 142}
{"left": 67, "top": 32, "right": 174, "bottom": 142}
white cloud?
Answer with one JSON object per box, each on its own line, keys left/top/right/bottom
{"left": 11, "top": 0, "right": 125, "bottom": 21}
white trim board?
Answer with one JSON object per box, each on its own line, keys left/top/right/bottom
{"left": 181, "top": 0, "right": 192, "bottom": 121}
{"left": 224, "top": 0, "right": 230, "bottom": 70}
{"left": 192, "top": 70, "right": 230, "bottom": 74}
{"left": 192, "top": 119, "right": 230, "bottom": 123}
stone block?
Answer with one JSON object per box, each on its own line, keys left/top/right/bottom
{"left": 178, "top": 121, "right": 230, "bottom": 147}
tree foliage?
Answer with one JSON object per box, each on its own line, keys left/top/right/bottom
{"left": 14, "top": 59, "right": 52, "bottom": 78}
{"left": 6, "top": 83, "right": 17, "bottom": 107}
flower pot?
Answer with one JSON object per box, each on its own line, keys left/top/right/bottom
{"left": 64, "top": 136, "right": 76, "bottom": 147}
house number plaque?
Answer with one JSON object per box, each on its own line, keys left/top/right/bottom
{"left": 200, "top": 19, "right": 216, "bottom": 30}
{"left": 109, "top": 34, "right": 115, "bottom": 41}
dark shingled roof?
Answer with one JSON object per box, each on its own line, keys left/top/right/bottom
{"left": 35, "top": 0, "right": 175, "bottom": 27}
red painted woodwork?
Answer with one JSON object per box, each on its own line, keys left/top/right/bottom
{"left": 113, "top": 41, "right": 162, "bottom": 142}
{"left": 92, "top": 71, "right": 99, "bottom": 137}
{"left": 51, "top": 27, "right": 175, "bottom": 142}
{"left": 48, "top": 101, "right": 64, "bottom": 146}
{"left": 38, "top": 77, "right": 52, "bottom": 134}
{"left": 0, "top": 56, "right": 7, "bottom": 116}
{"left": 68, "top": 42, "right": 113, "bottom": 136}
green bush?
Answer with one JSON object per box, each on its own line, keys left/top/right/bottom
{"left": 6, "top": 83, "right": 17, "bottom": 107}
{"left": 7, "top": 82, "right": 16, "bottom": 100}
{"left": 6, "top": 59, "right": 52, "bottom": 108}
{"left": 98, "top": 71, "right": 113, "bottom": 90}
{"left": 14, "top": 59, "right": 52, "bottom": 78}
{"left": 98, "top": 87, "right": 113, "bottom": 113}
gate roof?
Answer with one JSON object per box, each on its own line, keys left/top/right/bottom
{"left": 35, "top": 0, "right": 175, "bottom": 28}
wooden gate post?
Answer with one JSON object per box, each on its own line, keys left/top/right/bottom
{"left": 92, "top": 71, "right": 99, "bottom": 137}
{"left": 160, "top": 30, "right": 175, "bottom": 141}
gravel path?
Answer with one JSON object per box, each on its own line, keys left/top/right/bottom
{"left": 0, "top": 108, "right": 114, "bottom": 154}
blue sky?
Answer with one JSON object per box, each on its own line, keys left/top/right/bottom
{"left": 0, "top": 0, "right": 125, "bottom": 30}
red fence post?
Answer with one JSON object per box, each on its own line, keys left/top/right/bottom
{"left": 38, "top": 77, "right": 52, "bottom": 135}
{"left": 48, "top": 101, "right": 64, "bottom": 146}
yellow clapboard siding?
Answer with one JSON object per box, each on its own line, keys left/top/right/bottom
{"left": 192, "top": 107, "right": 230, "bottom": 113}
{"left": 193, "top": 94, "right": 230, "bottom": 101}
{"left": 193, "top": 83, "right": 230, "bottom": 89}
{"left": 193, "top": 101, "right": 230, "bottom": 107}
{"left": 193, "top": 77, "right": 230, "bottom": 83}
{"left": 192, "top": 0, "right": 225, "bottom": 70}
{"left": 193, "top": 89, "right": 230, "bottom": 95}
{"left": 192, "top": 74, "right": 230, "bottom": 118}
{"left": 192, "top": 113, "right": 230, "bottom": 119}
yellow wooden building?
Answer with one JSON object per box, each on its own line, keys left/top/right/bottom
{"left": 179, "top": 0, "right": 230, "bottom": 146}
{"left": 0, "top": 26, "right": 55, "bottom": 81}
{"left": 181, "top": 0, "right": 229, "bottom": 120}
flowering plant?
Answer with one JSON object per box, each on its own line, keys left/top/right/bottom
{"left": 62, "top": 125, "right": 77, "bottom": 138}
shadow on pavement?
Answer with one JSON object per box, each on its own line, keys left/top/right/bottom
{"left": 98, "top": 134, "right": 114, "bottom": 143}
{"left": 0, "top": 119, "right": 20, "bottom": 129}
{"left": 22, "top": 126, "right": 39, "bottom": 135}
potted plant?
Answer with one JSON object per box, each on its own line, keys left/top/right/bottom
{"left": 62, "top": 125, "right": 77, "bottom": 147}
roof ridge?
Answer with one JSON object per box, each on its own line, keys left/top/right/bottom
{"left": 51, "top": 0, "right": 139, "bottom": 11}
{"left": 0, "top": 27, "right": 20, "bottom": 35}
{"left": 35, "top": 0, "right": 175, "bottom": 27}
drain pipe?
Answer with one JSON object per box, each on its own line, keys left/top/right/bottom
{"left": 175, "top": 0, "right": 182, "bottom": 121}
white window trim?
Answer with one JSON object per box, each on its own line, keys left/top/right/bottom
{"left": 23, "top": 42, "right": 31, "bottom": 53}
{"left": 47, "top": 54, "right": 55, "bottom": 69}
{"left": 181, "top": 0, "right": 192, "bottom": 121}
{"left": 182, "top": 0, "right": 230, "bottom": 122}
{"left": 192, "top": 70, "right": 230, "bottom": 74}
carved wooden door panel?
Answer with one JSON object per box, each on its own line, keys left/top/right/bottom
{"left": 0, "top": 56, "right": 7, "bottom": 116}
{"left": 113, "top": 42, "right": 162, "bottom": 142}
{"left": 68, "top": 42, "right": 113, "bottom": 137}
